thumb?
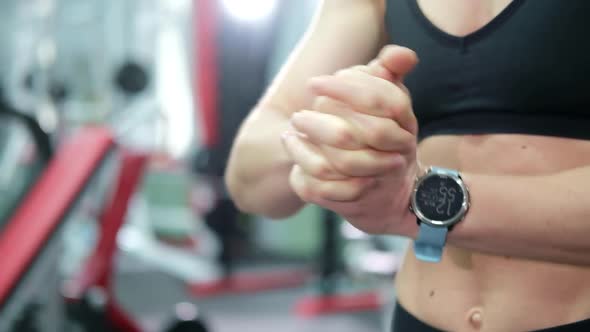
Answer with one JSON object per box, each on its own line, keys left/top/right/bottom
{"left": 377, "top": 45, "right": 419, "bottom": 81}
{"left": 366, "top": 60, "right": 396, "bottom": 82}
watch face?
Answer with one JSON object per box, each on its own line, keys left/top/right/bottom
{"left": 415, "top": 174, "right": 465, "bottom": 224}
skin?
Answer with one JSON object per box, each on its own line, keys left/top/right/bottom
{"left": 225, "top": 0, "right": 590, "bottom": 331}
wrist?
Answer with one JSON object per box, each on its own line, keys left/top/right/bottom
{"left": 410, "top": 166, "right": 471, "bottom": 262}
{"left": 385, "top": 160, "right": 422, "bottom": 238}
{"left": 403, "top": 160, "right": 425, "bottom": 238}
{"left": 397, "top": 209, "right": 419, "bottom": 239}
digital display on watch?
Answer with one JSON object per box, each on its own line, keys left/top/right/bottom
{"left": 415, "top": 175, "right": 464, "bottom": 221}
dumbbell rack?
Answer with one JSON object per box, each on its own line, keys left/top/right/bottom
{"left": 0, "top": 126, "right": 116, "bottom": 331}
{"left": 0, "top": 121, "right": 209, "bottom": 331}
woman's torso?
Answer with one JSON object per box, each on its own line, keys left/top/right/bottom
{"left": 398, "top": 134, "right": 590, "bottom": 332}
{"left": 386, "top": 0, "right": 590, "bottom": 331}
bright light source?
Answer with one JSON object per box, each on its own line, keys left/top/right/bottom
{"left": 155, "top": 25, "right": 195, "bottom": 158}
{"left": 221, "top": 0, "right": 278, "bottom": 23}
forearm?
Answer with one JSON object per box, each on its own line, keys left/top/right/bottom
{"left": 225, "top": 109, "right": 304, "bottom": 218}
{"left": 445, "top": 167, "right": 590, "bottom": 265}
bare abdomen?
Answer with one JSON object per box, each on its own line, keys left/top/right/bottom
{"left": 395, "top": 133, "right": 590, "bottom": 332}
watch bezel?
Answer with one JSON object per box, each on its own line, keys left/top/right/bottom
{"left": 410, "top": 167, "right": 470, "bottom": 228}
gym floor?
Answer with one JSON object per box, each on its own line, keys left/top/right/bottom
{"left": 115, "top": 254, "right": 394, "bottom": 332}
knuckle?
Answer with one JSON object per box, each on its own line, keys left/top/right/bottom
{"left": 400, "top": 133, "right": 417, "bottom": 152}
{"left": 347, "top": 182, "right": 366, "bottom": 200}
{"left": 331, "top": 125, "right": 354, "bottom": 147}
{"left": 365, "top": 121, "right": 391, "bottom": 146}
{"left": 313, "top": 96, "right": 331, "bottom": 111}
{"left": 389, "top": 154, "right": 406, "bottom": 172}
{"left": 311, "top": 161, "right": 334, "bottom": 179}
{"left": 359, "top": 90, "right": 382, "bottom": 110}
{"left": 387, "top": 93, "right": 412, "bottom": 119}
{"left": 299, "top": 183, "right": 318, "bottom": 202}
{"left": 332, "top": 154, "right": 357, "bottom": 175}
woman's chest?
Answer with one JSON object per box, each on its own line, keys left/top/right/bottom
{"left": 416, "top": 0, "right": 513, "bottom": 37}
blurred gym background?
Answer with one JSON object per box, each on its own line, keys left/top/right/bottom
{"left": 0, "top": 0, "right": 409, "bottom": 331}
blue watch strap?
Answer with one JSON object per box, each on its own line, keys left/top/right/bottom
{"left": 414, "top": 223, "right": 448, "bottom": 263}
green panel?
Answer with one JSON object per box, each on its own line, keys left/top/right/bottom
{"left": 254, "top": 204, "right": 323, "bottom": 258}
{"left": 138, "top": 169, "right": 196, "bottom": 238}
{"left": 141, "top": 169, "right": 191, "bottom": 206}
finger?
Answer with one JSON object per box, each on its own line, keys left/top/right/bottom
{"left": 347, "top": 63, "right": 393, "bottom": 82}
{"left": 320, "top": 144, "right": 405, "bottom": 177}
{"left": 309, "top": 98, "right": 416, "bottom": 151}
{"left": 291, "top": 108, "right": 415, "bottom": 152}
{"left": 367, "top": 60, "right": 396, "bottom": 82}
{"left": 377, "top": 45, "right": 419, "bottom": 81}
{"left": 309, "top": 71, "right": 406, "bottom": 118}
{"left": 289, "top": 165, "right": 374, "bottom": 203}
{"left": 281, "top": 131, "right": 347, "bottom": 180}
{"left": 345, "top": 111, "right": 417, "bottom": 152}
{"left": 290, "top": 110, "right": 364, "bottom": 150}
{"left": 308, "top": 72, "right": 417, "bottom": 134}
{"left": 311, "top": 96, "right": 352, "bottom": 117}
{"left": 368, "top": 59, "right": 411, "bottom": 96}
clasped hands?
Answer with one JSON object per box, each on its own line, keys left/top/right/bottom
{"left": 281, "top": 45, "right": 421, "bottom": 236}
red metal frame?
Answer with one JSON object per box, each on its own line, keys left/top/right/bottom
{"left": 194, "top": 0, "right": 220, "bottom": 148}
{"left": 189, "top": 269, "right": 311, "bottom": 297}
{"left": 64, "top": 150, "right": 148, "bottom": 332}
{"left": 0, "top": 127, "right": 114, "bottom": 306}
{"left": 294, "top": 292, "right": 381, "bottom": 317}
{"left": 0, "top": 124, "right": 150, "bottom": 332}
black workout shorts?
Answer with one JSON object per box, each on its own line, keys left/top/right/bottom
{"left": 392, "top": 302, "right": 590, "bottom": 332}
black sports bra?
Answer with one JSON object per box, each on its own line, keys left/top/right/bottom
{"left": 385, "top": 0, "right": 590, "bottom": 141}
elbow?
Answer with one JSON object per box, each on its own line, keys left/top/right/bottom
{"left": 224, "top": 140, "right": 255, "bottom": 214}
{"left": 224, "top": 171, "right": 255, "bottom": 214}
{"left": 224, "top": 165, "right": 251, "bottom": 212}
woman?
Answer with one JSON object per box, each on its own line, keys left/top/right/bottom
{"left": 225, "top": 0, "right": 590, "bottom": 331}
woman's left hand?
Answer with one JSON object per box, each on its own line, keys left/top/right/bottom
{"left": 281, "top": 46, "right": 421, "bottom": 236}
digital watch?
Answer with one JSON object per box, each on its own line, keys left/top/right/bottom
{"left": 410, "top": 167, "right": 470, "bottom": 263}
